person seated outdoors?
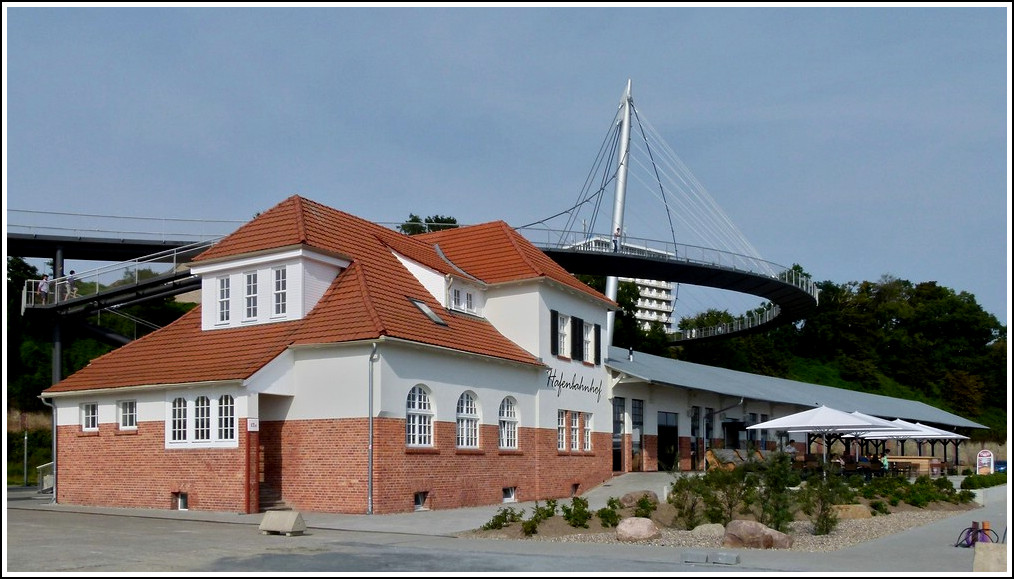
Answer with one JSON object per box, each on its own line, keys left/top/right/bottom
{"left": 830, "top": 453, "right": 845, "bottom": 472}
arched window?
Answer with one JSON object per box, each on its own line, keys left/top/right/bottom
{"left": 194, "top": 396, "right": 211, "bottom": 441}
{"left": 218, "top": 395, "right": 235, "bottom": 441}
{"left": 456, "top": 392, "right": 479, "bottom": 448}
{"left": 498, "top": 397, "right": 518, "bottom": 450}
{"left": 171, "top": 397, "right": 188, "bottom": 442}
{"left": 406, "top": 385, "right": 433, "bottom": 447}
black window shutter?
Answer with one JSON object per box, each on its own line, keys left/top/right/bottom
{"left": 550, "top": 310, "right": 559, "bottom": 356}
{"left": 571, "top": 317, "right": 584, "bottom": 362}
{"left": 594, "top": 324, "right": 602, "bottom": 365}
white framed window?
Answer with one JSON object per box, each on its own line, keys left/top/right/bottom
{"left": 171, "top": 397, "right": 188, "bottom": 442}
{"left": 465, "top": 291, "right": 474, "bottom": 312}
{"left": 244, "top": 272, "right": 258, "bottom": 319}
{"left": 583, "top": 413, "right": 592, "bottom": 451}
{"left": 498, "top": 397, "right": 518, "bottom": 450}
{"left": 218, "top": 395, "right": 235, "bottom": 441}
{"left": 81, "top": 402, "right": 98, "bottom": 431}
{"left": 217, "top": 277, "right": 230, "bottom": 323}
{"left": 118, "top": 400, "right": 137, "bottom": 430}
{"left": 452, "top": 288, "right": 462, "bottom": 309}
{"left": 571, "top": 411, "right": 580, "bottom": 451}
{"left": 456, "top": 392, "right": 480, "bottom": 448}
{"left": 194, "top": 396, "right": 211, "bottom": 441}
{"left": 273, "top": 267, "right": 287, "bottom": 316}
{"left": 166, "top": 393, "right": 239, "bottom": 448}
{"left": 406, "top": 385, "right": 434, "bottom": 447}
{"left": 557, "top": 409, "right": 566, "bottom": 451}
{"left": 583, "top": 323, "right": 595, "bottom": 363}
{"left": 557, "top": 313, "right": 570, "bottom": 358}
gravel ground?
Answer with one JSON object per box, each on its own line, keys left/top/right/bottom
{"left": 471, "top": 509, "right": 966, "bottom": 552}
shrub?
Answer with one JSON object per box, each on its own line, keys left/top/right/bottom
{"left": 531, "top": 500, "right": 557, "bottom": 522}
{"left": 797, "top": 475, "right": 851, "bottom": 535}
{"left": 633, "top": 494, "right": 657, "bottom": 518}
{"left": 868, "top": 500, "right": 890, "bottom": 515}
{"left": 699, "top": 465, "right": 756, "bottom": 526}
{"left": 597, "top": 506, "right": 621, "bottom": 528}
{"left": 481, "top": 506, "right": 524, "bottom": 530}
{"left": 960, "top": 472, "right": 1007, "bottom": 490}
{"left": 521, "top": 516, "right": 540, "bottom": 537}
{"left": 561, "top": 496, "right": 592, "bottom": 528}
{"left": 752, "top": 452, "right": 799, "bottom": 533}
{"left": 606, "top": 497, "right": 622, "bottom": 510}
{"left": 668, "top": 475, "right": 706, "bottom": 530}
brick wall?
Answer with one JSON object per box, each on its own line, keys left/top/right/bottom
{"left": 56, "top": 416, "right": 613, "bottom": 515}
{"left": 55, "top": 421, "right": 251, "bottom": 512}
{"left": 261, "top": 417, "right": 612, "bottom": 514}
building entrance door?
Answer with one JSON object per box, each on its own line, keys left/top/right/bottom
{"left": 657, "top": 411, "right": 678, "bottom": 471}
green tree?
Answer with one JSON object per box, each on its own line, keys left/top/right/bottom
{"left": 398, "top": 213, "right": 458, "bottom": 234}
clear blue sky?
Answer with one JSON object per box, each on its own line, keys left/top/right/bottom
{"left": 4, "top": 4, "right": 1010, "bottom": 327}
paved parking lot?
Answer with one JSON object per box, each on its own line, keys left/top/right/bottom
{"left": 5, "top": 479, "right": 1008, "bottom": 574}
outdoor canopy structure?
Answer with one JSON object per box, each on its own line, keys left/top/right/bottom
{"left": 857, "top": 417, "right": 970, "bottom": 463}
{"left": 746, "top": 405, "right": 903, "bottom": 473}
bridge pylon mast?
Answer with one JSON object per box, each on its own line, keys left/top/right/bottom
{"left": 605, "top": 79, "right": 632, "bottom": 347}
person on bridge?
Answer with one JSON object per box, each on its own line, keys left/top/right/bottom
{"left": 612, "top": 227, "right": 621, "bottom": 252}
{"left": 37, "top": 274, "right": 50, "bottom": 304}
{"left": 63, "top": 270, "right": 78, "bottom": 300}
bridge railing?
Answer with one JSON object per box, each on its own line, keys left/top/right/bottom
{"left": 518, "top": 228, "right": 821, "bottom": 302}
{"left": 21, "top": 238, "right": 221, "bottom": 314}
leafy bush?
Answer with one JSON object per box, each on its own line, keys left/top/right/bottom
{"left": 597, "top": 506, "right": 621, "bottom": 527}
{"left": 752, "top": 452, "right": 800, "bottom": 533}
{"left": 699, "top": 465, "right": 756, "bottom": 526}
{"left": 481, "top": 506, "right": 524, "bottom": 530}
{"left": 960, "top": 472, "right": 1007, "bottom": 490}
{"left": 606, "top": 497, "right": 622, "bottom": 510}
{"left": 797, "top": 475, "right": 852, "bottom": 535}
{"left": 668, "top": 476, "right": 706, "bottom": 530}
{"left": 868, "top": 500, "right": 890, "bottom": 515}
{"left": 531, "top": 500, "right": 558, "bottom": 521}
{"left": 521, "top": 516, "right": 540, "bottom": 537}
{"left": 561, "top": 496, "right": 592, "bottom": 528}
{"left": 633, "top": 494, "right": 657, "bottom": 518}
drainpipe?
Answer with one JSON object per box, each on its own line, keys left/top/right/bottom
{"left": 39, "top": 395, "right": 56, "bottom": 504}
{"left": 367, "top": 342, "right": 379, "bottom": 515}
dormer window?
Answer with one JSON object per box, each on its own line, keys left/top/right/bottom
{"left": 273, "top": 267, "right": 287, "bottom": 316}
{"left": 449, "top": 284, "right": 480, "bottom": 315}
{"left": 217, "top": 277, "right": 230, "bottom": 323}
{"left": 244, "top": 272, "right": 258, "bottom": 320}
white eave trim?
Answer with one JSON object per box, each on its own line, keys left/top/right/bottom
{"left": 41, "top": 379, "right": 244, "bottom": 399}
{"left": 190, "top": 246, "right": 350, "bottom": 275}
{"left": 288, "top": 336, "right": 547, "bottom": 371}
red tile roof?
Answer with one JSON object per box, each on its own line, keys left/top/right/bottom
{"left": 419, "top": 221, "right": 615, "bottom": 304}
{"left": 45, "top": 195, "right": 610, "bottom": 394}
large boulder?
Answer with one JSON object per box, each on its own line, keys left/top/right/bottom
{"left": 619, "top": 490, "right": 659, "bottom": 508}
{"left": 723, "top": 519, "right": 794, "bottom": 549}
{"left": 690, "top": 523, "right": 726, "bottom": 537}
{"left": 616, "top": 517, "right": 661, "bottom": 542}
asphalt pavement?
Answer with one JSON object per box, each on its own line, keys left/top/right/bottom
{"left": 5, "top": 472, "right": 1010, "bottom": 574}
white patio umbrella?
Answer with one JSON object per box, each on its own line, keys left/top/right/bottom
{"left": 747, "top": 405, "right": 902, "bottom": 474}
{"left": 844, "top": 411, "right": 916, "bottom": 460}
{"left": 858, "top": 418, "right": 969, "bottom": 456}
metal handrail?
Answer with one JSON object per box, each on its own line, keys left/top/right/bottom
{"left": 518, "top": 228, "right": 821, "bottom": 302}
{"left": 21, "top": 237, "right": 221, "bottom": 314}
{"left": 37, "top": 461, "right": 54, "bottom": 493}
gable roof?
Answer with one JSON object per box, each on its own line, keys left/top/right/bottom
{"left": 46, "top": 195, "right": 604, "bottom": 394}
{"left": 419, "top": 221, "right": 614, "bottom": 305}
